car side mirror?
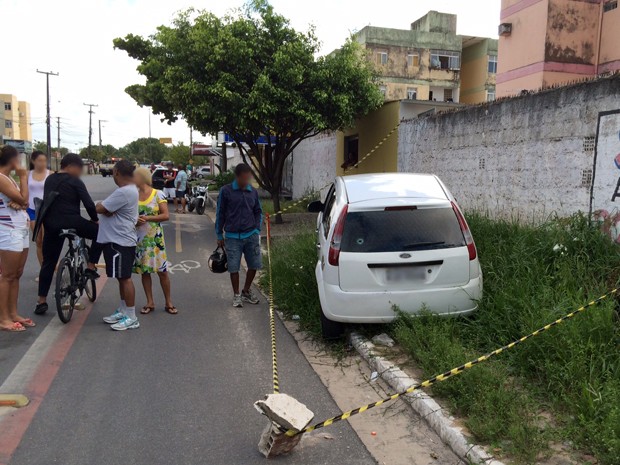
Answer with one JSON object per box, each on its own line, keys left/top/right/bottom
{"left": 307, "top": 200, "right": 324, "bottom": 213}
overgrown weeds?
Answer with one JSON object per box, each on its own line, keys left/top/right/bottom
{"left": 263, "top": 213, "right": 620, "bottom": 464}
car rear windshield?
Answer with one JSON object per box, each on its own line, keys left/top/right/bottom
{"left": 340, "top": 207, "right": 466, "bottom": 253}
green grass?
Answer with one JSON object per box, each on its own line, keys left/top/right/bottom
{"left": 263, "top": 213, "right": 620, "bottom": 464}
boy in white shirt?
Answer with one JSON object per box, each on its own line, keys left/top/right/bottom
{"left": 96, "top": 160, "right": 140, "bottom": 331}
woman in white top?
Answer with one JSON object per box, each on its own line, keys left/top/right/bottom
{"left": 0, "top": 145, "right": 33, "bottom": 332}
{"left": 28, "top": 150, "right": 49, "bottom": 266}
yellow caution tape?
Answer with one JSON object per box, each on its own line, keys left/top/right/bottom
{"left": 281, "top": 288, "right": 618, "bottom": 436}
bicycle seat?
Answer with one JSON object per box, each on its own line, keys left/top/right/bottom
{"left": 59, "top": 229, "right": 78, "bottom": 238}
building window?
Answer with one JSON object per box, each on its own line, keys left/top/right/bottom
{"left": 4, "top": 102, "right": 11, "bottom": 111}
{"left": 444, "top": 89, "right": 453, "bottom": 102}
{"left": 406, "top": 53, "right": 419, "bottom": 67}
{"left": 488, "top": 55, "right": 498, "bottom": 74}
{"left": 487, "top": 91, "right": 496, "bottom": 101}
{"left": 379, "top": 85, "right": 387, "bottom": 97}
{"left": 604, "top": 0, "right": 617, "bottom": 12}
{"left": 5, "top": 121, "right": 12, "bottom": 128}
{"left": 430, "top": 50, "right": 460, "bottom": 70}
{"left": 376, "top": 52, "right": 388, "bottom": 65}
{"left": 407, "top": 88, "right": 417, "bottom": 100}
{"left": 343, "top": 136, "right": 359, "bottom": 170}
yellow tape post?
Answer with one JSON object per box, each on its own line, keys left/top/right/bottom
{"left": 281, "top": 288, "right": 618, "bottom": 436}
{"left": 265, "top": 213, "right": 279, "bottom": 394}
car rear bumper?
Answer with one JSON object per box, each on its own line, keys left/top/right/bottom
{"left": 317, "top": 264, "right": 482, "bottom": 323}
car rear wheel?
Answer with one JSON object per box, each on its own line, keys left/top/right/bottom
{"left": 320, "top": 306, "right": 344, "bottom": 340}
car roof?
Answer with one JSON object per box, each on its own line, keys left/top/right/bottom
{"left": 340, "top": 173, "right": 448, "bottom": 203}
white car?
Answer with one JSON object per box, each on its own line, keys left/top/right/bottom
{"left": 195, "top": 167, "right": 211, "bottom": 178}
{"left": 308, "top": 173, "right": 483, "bottom": 338}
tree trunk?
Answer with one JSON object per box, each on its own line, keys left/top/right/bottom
{"left": 271, "top": 191, "right": 283, "bottom": 225}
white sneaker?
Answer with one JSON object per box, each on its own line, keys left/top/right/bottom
{"left": 233, "top": 294, "right": 243, "bottom": 308}
{"left": 110, "top": 316, "right": 140, "bottom": 331}
{"left": 103, "top": 309, "right": 124, "bottom": 324}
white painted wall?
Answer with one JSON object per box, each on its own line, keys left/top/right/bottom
{"left": 292, "top": 132, "right": 338, "bottom": 199}
{"left": 398, "top": 77, "right": 620, "bottom": 222}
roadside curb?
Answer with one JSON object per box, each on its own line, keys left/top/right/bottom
{"left": 349, "top": 332, "right": 506, "bottom": 465}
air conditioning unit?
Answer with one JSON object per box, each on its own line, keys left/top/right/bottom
{"left": 499, "top": 23, "right": 512, "bottom": 36}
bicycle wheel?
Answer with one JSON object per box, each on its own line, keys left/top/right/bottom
{"left": 55, "top": 257, "right": 75, "bottom": 324}
{"left": 84, "top": 275, "right": 97, "bottom": 302}
{"left": 81, "top": 246, "right": 97, "bottom": 303}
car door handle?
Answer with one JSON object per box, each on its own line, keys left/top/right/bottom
{"left": 316, "top": 243, "right": 321, "bottom": 250}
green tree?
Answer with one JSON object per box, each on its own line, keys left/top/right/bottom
{"left": 118, "top": 137, "right": 169, "bottom": 163}
{"left": 114, "top": 0, "right": 382, "bottom": 221}
{"left": 169, "top": 142, "right": 191, "bottom": 167}
{"left": 79, "top": 147, "right": 106, "bottom": 162}
{"left": 33, "top": 141, "right": 70, "bottom": 156}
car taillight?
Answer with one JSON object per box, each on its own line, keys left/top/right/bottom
{"left": 451, "top": 201, "right": 477, "bottom": 260}
{"left": 328, "top": 205, "right": 348, "bottom": 266}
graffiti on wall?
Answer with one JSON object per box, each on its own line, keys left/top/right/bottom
{"left": 591, "top": 110, "right": 620, "bottom": 242}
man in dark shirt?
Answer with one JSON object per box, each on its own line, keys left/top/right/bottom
{"left": 35, "top": 154, "right": 103, "bottom": 315}
{"left": 163, "top": 162, "right": 176, "bottom": 200}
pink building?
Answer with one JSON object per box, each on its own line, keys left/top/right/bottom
{"left": 497, "top": 0, "right": 620, "bottom": 97}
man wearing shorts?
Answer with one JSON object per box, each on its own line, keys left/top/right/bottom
{"left": 215, "top": 163, "right": 263, "bottom": 308}
{"left": 96, "top": 160, "right": 140, "bottom": 331}
{"left": 162, "top": 162, "right": 176, "bottom": 200}
{"left": 174, "top": 164, "right": 188, "bottom": 214}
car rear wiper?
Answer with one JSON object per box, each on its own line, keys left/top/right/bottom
{"left": 402, "top": 241, "right": 446, "bottom": 250}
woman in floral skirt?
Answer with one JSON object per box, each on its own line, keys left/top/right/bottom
{"left": 133, "top": 168, "right": 177, "bottom": 314}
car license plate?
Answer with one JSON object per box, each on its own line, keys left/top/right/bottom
{"left": 386, "top": 266, "right": 426, "bottom": 282}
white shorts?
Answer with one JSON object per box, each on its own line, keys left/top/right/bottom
{"left": 163, "top": 188, "right": 176, "bottom": 199}
{"left": 0, "top": 227, "right": 30, "bottom": 252}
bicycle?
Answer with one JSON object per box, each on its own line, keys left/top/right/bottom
{"left": 55, "top": 229, "right": 97, "bottom": 323}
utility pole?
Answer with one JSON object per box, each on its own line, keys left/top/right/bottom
{"left": 98, "top": 119, "right": 107, "bottom": 148}
{"left": 56, "top": 116, "right": 61, "bottom": 151}
{"left": 83, "top": 103, "right": 98, "bottom": 159}
{"left": 36, "top": 69, "right": 59, "bottom": 169}
{"left": 189, "top": 128, "right": 193, "bottom": 160}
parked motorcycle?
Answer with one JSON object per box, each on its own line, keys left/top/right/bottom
{"left": 187, "top": 183, "right": 208, "bottom": 215}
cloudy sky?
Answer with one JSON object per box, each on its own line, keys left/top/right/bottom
{"left": 3, "top": 0, "right": 499, "bottom": 150}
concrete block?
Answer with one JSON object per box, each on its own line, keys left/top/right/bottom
{"left": 258, "top": 422, "right": 304, "bottom": 458}
{"left": 254, "top": 393, "right": 314, "bottom": 432}
{"left": 371, "top": 333, "right": 395, "bottom": 347}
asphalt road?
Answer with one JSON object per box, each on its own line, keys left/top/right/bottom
{"left": 0, "top": 175, "right": 375, "bottom": 465}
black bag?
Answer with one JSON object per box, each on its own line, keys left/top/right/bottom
{"left": 208, "top": 246, "right": 228, "bottom": 273}
{"left": 32, "top": 179, "right": 67, "bottom": 241}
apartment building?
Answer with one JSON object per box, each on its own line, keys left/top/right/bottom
{"left": 1, "top": 94, "right": 32, "bottom": 143}
{"left": 354, "top": 11, "right": 498, "bottom": 104}
{"left": 497, "top": 0, "right": 620, "bottom": 97}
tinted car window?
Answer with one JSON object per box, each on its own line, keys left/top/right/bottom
{"left": 322, "top": 185, "right": 336, "bottom": 238}
{"left": 341, "top": 207, "right": 465, "bottom": 253}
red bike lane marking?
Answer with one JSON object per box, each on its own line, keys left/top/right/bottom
{"left": 0, "top": 277, "right": 107, "bottom": 465}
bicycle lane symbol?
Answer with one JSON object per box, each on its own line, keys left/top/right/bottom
{"left": 168, "top": 260, "right": 201, "bottom": 274}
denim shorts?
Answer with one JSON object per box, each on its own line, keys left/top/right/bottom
{"left": 225, "top": 234, "right": 262, "bottom": 273}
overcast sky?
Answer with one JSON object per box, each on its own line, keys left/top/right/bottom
{"left": 2, "top": 0, "right": 499, "bottom": 150}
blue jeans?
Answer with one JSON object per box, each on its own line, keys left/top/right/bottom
{"left": 225, "top": 234, "right": 262, "bottom": 273}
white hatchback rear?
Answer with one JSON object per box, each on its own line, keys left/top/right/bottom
{"left": 308, "top": 173, "right": 482, "bottom": 338}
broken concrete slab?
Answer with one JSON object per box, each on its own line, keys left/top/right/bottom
{"left": 371, "top": 333, "right": 395, "bottom": 348}
{"left": 254, "top": 393, "right": 314, "bottom": 432}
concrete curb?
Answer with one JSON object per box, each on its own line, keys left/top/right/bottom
{"left": 349, "top": 332, "right": 506, "bottom": 465}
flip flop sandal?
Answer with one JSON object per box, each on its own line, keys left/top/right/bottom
{"left": 165, "top": 306, "right": 178, "bottom": 315}
{"left": 17, "top": 318, "right": 36, "bottom": 328}
{"left": 2, "top": 322, "right": 26, "bottom": 332}
{"left": 141, "top": 306, "right": 155, "bottom": 314}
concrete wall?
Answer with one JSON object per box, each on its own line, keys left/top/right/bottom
{"left": 461, "top": 39, "right": 498, "bottom": 104}
{"left": 291, "top": 132, "right": 337, "bottom": 199}
{"left": 599, "top": 1, "right": 620, "bottom": 71}
{"left": 397, "top": 75, "right": 620, "bottom": 221}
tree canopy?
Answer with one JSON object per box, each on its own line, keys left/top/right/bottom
{"left": 114, "top": 0, "right": 382, "bottom": 218}
{"left": 117, "top": 137, "right": 170, "bottom": 163}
